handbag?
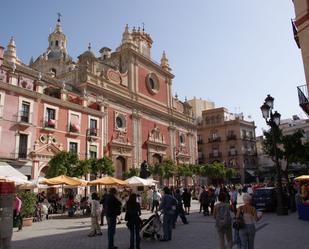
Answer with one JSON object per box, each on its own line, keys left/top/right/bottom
{"left": 233, "top": 210, "right": 245, "bottom": 230}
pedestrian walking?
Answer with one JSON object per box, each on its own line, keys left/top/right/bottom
{"left": 230, "top": 186, "right": 238, "bottom": 215}
{"left": 182, "top": 188, "right": 191, "bottom": 214}
{"left": 236, "top": 193, "right": 262, "bottom": 249}
{"left": 13, "top": 194, "right": 23, "bottom": 231}
{"left": 88, "top": 193, "right": 102, "bottom": 237}
{"left": 125, "top": 193, "right": 142, "bottom": 249}
{"left": 213, "top": 192, "right": 233, "bottom": 249}
{"left": 106, "top": 188, "right": 122, "bottom": 249}
{"left": 151, "top": 189, "right": 161, "bottom": 212}
{"left": 159, "top": 187, "right": 177, "bottom": 242}
{"left": 200, "top": 187, "right": 209, "bottom": 216}
{"left": 173, "top": 189, "right": 188, "bottom": 228}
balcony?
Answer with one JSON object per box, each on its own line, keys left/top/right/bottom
{"left": 208, "top": 137, "right": 221, "bottom": 143}
{"left": 68, "top": 123, "right": 80, "bottom": 136}
{"left": 17, "top": 111, "right": 32, "bottom": 127}
{"left": 297, "top": 84, "right": 309, "bottom": 115}
{"left": 228, "top": 150, "right": 238, "bottom": 156}
{"left": 87, "top": 128, "right": 99, "bottom": 141}
{"left": 209, "top": 152, "right": 222, "bottom": 159}
{"left": 226, "top": 134, "right": 237, "bottom": 141}
{"left": 43, "top": 118, "right": 57, "bottom": 131}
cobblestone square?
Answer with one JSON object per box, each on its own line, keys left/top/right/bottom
{"left": 11, "top": 201, "right": 309, "bottom": 249}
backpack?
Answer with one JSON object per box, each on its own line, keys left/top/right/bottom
{"left": 216, "top": 204, "right": 231, "bottom": 230}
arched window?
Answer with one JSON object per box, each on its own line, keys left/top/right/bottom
{"left": 50, "top": 68, "right": 57, "bottom": 77}
{"left": 55, "top": 40, "right": 59, "bottom": 47}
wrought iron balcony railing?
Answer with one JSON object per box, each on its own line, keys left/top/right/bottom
{"left": 297, "top": 84, "right": 309, "bottom": 116}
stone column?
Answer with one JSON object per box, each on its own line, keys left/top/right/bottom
{"left": 132, "top": 110, "right": 141, "bottom": 167}
{"left": 168, "top": 125, "right": 176, "bottom": 161}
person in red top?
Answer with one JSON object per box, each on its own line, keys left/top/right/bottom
{"left": 66, "top": 195, "right": 75, "bottom": 217}
{"left": 13, "top": 195, "right": 23, "bottom": 231}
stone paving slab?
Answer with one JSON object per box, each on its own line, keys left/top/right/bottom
{"left": 11, "top": 200, "right": 309, "bottom": 249}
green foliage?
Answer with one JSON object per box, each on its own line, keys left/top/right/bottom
{"left": 161, "top": 159, "right": 176, "bottom": 179}
{"left": 73, "top": 159, "right": 91, "bottom": 178}
{"left": 18, "top": 192, "right": 37, "bottom": 218}
{"left": 123, "top": 168, "right": 140, "bottom": 179}
{"left": 225, "top": 168, "right": 237, "bottom": 180}
{"left": 201, "top": 162, "right": 226, "bottom": 178}
{"left": 46, "top": 151, "right": 79, "bottom": 178}
{"left": 90, "top": 156, "right": 115, "bottom": 177}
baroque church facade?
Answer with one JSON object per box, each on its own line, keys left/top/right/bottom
{"left": 0, "top": 17, "right": 197, "bottom": 179}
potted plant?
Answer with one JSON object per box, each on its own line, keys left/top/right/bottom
{"left": 18, "top": 191, "right": 37, "bottom": 226}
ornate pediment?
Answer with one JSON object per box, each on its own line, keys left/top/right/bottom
{"left": 176, "top": 145, "right": 191, "bottom": 160}
{"left": 109, "top": 131, "right": 134, "bottom": 157}
{"left": 30, "top": 141, "right": 62, "bottom": 161}
{"left": 148, "top": 124, "right": 166, "bottom": 145}
{"left": 111, "top": 130, "right": 130, "bottom": 145}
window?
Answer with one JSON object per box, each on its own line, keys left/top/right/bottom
{"left": 55, "top": 40, "right": 59, "bottom": 47}
{"left": 115, "top": 112, "right": 127, "bottom": 131}
{"left": 89, "top": 118, "right": 98, "bottom": 136}
{"left": 20, "top": 101, "right": 30, "bottom": 123}
{"left": 51, "top": 68, "right": 57, "bottom": 77}
{"left": 50, "top": 41, "right": 53, "bottom": 47}
{"left": 18, "top": 134, "right": 28, "bottom": 159}
{"left": 69, "top": 142, "right": 78, "bottom": 154}
{"left": 179, "top": 133, "right": 185, "bottom": 144}
{"left": 45, "top": 107, "right": 56, "bottom": 128}
{"left": 89, "top": 145, "right": 97, "bottom": 159}
{"left": 145, "top": 73, "right": 160, "bottom": 94}
{"left": 69, "top": 113, "right": 80, "bottom": 132}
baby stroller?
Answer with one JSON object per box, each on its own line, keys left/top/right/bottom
{"left": 140, "top": 211, "right": 162, "bottom": 240}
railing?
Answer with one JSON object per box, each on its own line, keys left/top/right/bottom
{"left": 226, "top": 134, "right": 237, "bottom": 141}
{"left": 209, "top": 152, "right": 222, "bottom": 158}
{"left": 69, "top": 123, "right": 80, "bottom": 133}
{"left": 228, "top": 150, "right": 237, "bottom": 156}
{"left": 87, "top": 128, "right": 98, "bottom": 137}
{"left": 208, "top": 137, "right": 221, "bottom": 143}
{"left": 297, "top": 84, "right": 309, "bottom": 115}
{"left": 17, "top": 111, "right": 32, "bottom": 124}
{"left": 44, "top": 118, "right": 57, "bottom": 129}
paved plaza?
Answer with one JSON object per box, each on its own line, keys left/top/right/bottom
{"left": 11, "top": 200, "right": 309, "bottom": 249}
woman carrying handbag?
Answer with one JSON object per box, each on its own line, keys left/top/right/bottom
{"left": 236, "top": 193, "right": 262, "bottom": 249}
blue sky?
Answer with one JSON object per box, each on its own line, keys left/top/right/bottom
{"left": 0, "top": 0, "right": 305, "bottom": 135}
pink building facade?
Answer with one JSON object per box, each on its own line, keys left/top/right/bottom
{"left": 0, "top": 19, "right": 197, "bottom": 180}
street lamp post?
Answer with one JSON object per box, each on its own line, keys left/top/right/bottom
{"left": 260, "top": 94, "right": 288, "bottom": 216}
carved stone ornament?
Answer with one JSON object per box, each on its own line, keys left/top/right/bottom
{"left": 106, "top": 69, "right": 122, "bottom": 84}
{"left": 112, "top": 130, "right": 130, "bottom": 145}
{"left": 148, "top": 124, "right": 165, "bottom": 144}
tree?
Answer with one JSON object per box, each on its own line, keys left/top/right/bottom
{"left": 149, "top": 159, "right": 176, "bottom": 186}
{"left": 46, "top": 151, "right": 79, "bottom": 178}
{"left": 73, "top": 159, "right": 91, "bottom": 178}
{"left": 123, "top": 168, "right": 140, "bottom": 179}
{"left": 161, "top": 159, "right": 176, "bottom": 185}
{"left": 225, "top": 168, "right": 237, "bottom": 183}
{"left": 90, "top": 156, "right": 115, "bottom": 178}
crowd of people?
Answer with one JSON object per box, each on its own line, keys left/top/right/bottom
{"left": 14, "top": 181, "right": 305, "bottom": 249}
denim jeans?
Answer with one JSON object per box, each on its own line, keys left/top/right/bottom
{"left": 217, "top": 226, "right": 232, "bottom": 249}
{"left": 239, "top": 224, "right": 256, "bottom": 249}
{"left": 129, "top": 223, "right": 140, "bottom": 249}
{"left": 163, "top": 213, "right": 174, "bottom": 240}
{"left": 107, "top": 216, "right": 117, "bottom": 249}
